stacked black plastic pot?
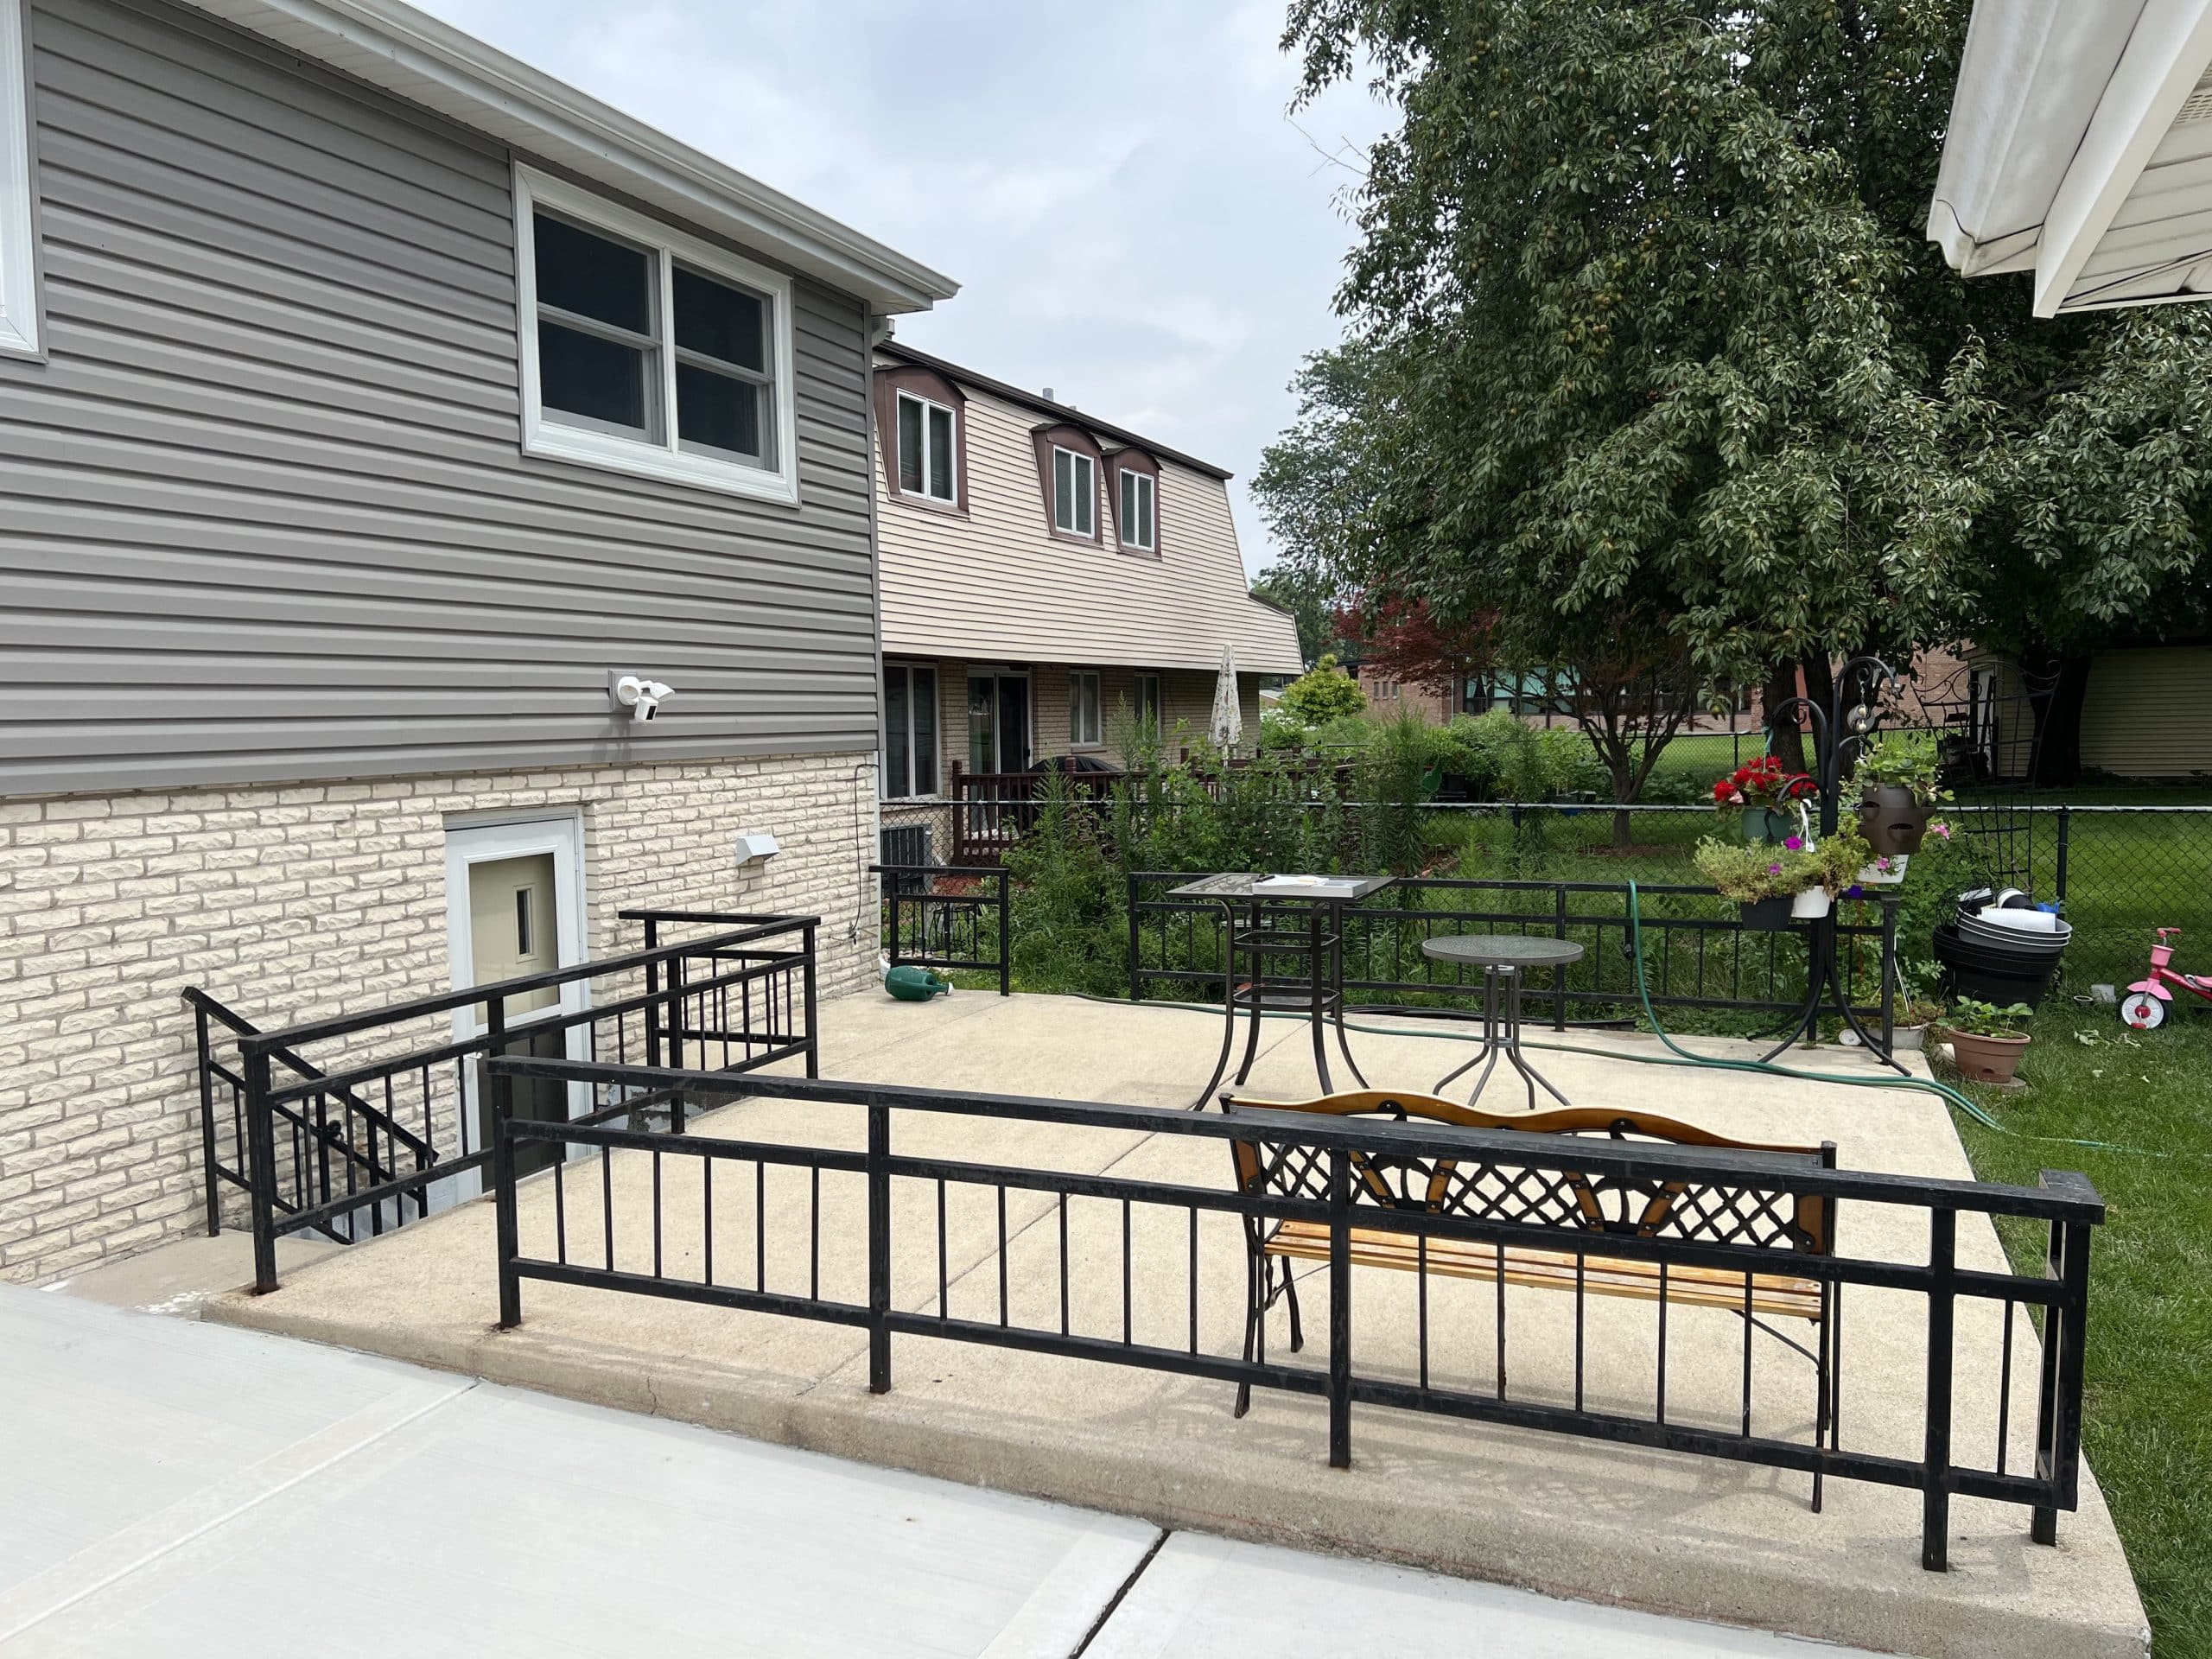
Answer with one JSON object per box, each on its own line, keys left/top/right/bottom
{"left": 1931, "top": 887, "right": 2070, "bottom": 1006}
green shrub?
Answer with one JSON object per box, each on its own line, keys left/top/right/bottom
{"left": 1004, "top": 771, "right": 1127, "bottom": 997}
{"left": 1277, "top": 654, "right": 1367, "bottom": 727}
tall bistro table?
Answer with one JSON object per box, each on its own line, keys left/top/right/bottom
{"left": 1173, "top": 873, "right": 1395, "bottom": 1109}
{"left": 1420, "top": 933, "right": 1585, "bottom": 1110}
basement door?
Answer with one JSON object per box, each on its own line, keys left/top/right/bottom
{"left": 445, "top": 816, "right": 589, "bottom": 1191}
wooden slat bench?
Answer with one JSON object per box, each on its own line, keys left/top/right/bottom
{"left": 1222, "top": 1090, "right": 1840, "bottom": 1506}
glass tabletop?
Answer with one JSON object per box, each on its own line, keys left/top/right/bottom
{"left": 1419, "top": 933, "right": 1586, "bottom": 969}
{"left": 1166, "top": 873, "right": 1396, "bottom": 901}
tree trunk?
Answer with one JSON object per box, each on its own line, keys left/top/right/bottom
{"left": 1762, "top": 664, "right": 1807, "bottom": 773}
{"left": 2028, "top": 654, "right": 2092, "bottom": 787}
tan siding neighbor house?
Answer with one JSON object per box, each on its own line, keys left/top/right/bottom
{"left": 872, "top": 341, "right": 1302, "bottom": 861}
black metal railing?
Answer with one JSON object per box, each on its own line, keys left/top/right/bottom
{"left": 486, "top": 1060, "right": 2099, "bottom": 1571}
{"left": 1128, "top": 874, "right": 1897, "bottom": 1041}
{"left": 874, "top": 863, "right": 1010, "bottom": 995}
{"left": 191, "top": 911, "right": 818, "bottom": 1293}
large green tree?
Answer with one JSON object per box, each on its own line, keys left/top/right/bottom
{"left": 1269, "top": 0, "right": 2212, "bottom": 779}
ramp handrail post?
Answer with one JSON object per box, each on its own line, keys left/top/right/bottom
{"left": 194, "top": 1001, "right": 220, "bottom": 1237}
{"left": 245, "top": 1044, "right": 279, "bottom": 1293}
{"left": 867, "top": 1099, "right": 891, "bottom": 1393}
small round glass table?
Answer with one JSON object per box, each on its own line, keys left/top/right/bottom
{"left": 1420, "top": 934, "right": 1585, "bottom": 1109}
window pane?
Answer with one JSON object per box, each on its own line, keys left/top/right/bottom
{"left": 1054, "top": 449, "right": 1074, "bottom": 531}
{"left": 673, "top": 264, "right": 766, "bottom": 371}
{"left": 914, "top": 668, "right": 938, "bottom": 795}
{"left": 534, "top": 213, "right": 651, "bottom": 335}
{"left": 1138, "top": 475, "right": 1154, "bottom": 547}
{"left": 538, "top": 319, "right": 648, "bottom": 432}
{"left": 677, "top": 363, "right": 762, "bottom": 458}
{"left": 886, "top": 669, "right": 910, "bottom": 799}
{"left": 898, "top": 397, "right": 925, "bottom": 493}
{"left": 927, "top": 404, "right": 954, "bottom": 499}
{"left": 1121, "top": 472, "right": 1136, "bottom": 537}
{"left": 1074, "top": 456, "right": 1094, "bottom": 534}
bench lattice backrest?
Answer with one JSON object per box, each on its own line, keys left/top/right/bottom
{"left": 1225, "top": 1091, "right": 1835, "bottom": 1258}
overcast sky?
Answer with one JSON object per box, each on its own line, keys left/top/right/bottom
{"left": 419, "top": 0, "right": 1395, "bottom": 575}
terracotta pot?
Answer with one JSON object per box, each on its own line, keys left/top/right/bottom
{"left": 1857, "top": 785, "right": 1929, "bottom": 856}
{"left": 1738, "top": 895, "right": 1793, "bottom": 931}
{"left": 1947, "top": 1028, "right": 2029, "bottom": 1085}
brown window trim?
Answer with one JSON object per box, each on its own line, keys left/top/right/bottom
{"left": 1105, "top": 447, "right": 1162, "bottom": 559}
{"left": 1030, "top": 422, "right": 1105, "bottom": 545}
{"left": 874, "top": 365, "right": 968, "bottom": 515}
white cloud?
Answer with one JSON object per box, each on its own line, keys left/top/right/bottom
{"left": 416, "top": 0, "right": 1391, "bottom": 571}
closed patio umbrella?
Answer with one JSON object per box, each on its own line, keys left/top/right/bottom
{"left": 1211, "top": 645, "right": 1243, "bottom": 753}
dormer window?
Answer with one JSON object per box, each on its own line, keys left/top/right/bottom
{"left": 897, "top": 391, "right": 957, "bottom": 503}
{"left": 1029, "top": 422, "right": 1106, "bottom": 543}
{"left": 1119, "top": 470, "right": 1155, "bottom": 552}
{"left": 1053, "top": 447, "right": 1096, "bottom": 537}
{"left": 1106, "top": 448, "right": 1161, "bottom": 556}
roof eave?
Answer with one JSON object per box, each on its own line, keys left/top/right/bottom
{"left": 180, "top": 0, "right": 959, "bottom": 313}
{"left": 878, "top": 341, "right": 1235, "bottom": 480}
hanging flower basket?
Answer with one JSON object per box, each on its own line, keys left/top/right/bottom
{"left": 1856, "top": 785, "right": 1931, "bottom": 856}
{"left": 1738, "top": 806, "right": 1794, "bottom": 845}
{"left": 1738, "top": 895, "right": 1795, "bottom": 931}
{"left": 1789, "top": 887, "right": 1833, "bottom": 920}
{"left": 1855, "top": 854, "right": 1910, "bottom": 886}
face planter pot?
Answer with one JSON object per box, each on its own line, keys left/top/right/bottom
{"left": 1856, "top": 785, "right": 1930, "bottom": 856}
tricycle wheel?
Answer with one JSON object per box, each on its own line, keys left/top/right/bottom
{"left": 2120, "top": 991, "right": 2166, "bottom": 1032}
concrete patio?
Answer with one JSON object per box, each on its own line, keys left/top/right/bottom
{"left": 205, "top": 990, "right": 2149, "bottom": 1659}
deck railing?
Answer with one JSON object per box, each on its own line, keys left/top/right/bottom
{"left": 1128, "top": 874, "right": 1898, "bottom": 1040}
{"left": 188, "top": 911, "right": 817, "bottom": 1292}
{"left": 874, "top": 863, "right": 1011, "bottom": 995}
{"left": 485, "top": 1061, "right": 2099, "bottom": 1572}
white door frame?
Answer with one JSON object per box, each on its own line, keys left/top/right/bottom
{"left": 443, "top": 811, "right": 591, "bottom": 1198}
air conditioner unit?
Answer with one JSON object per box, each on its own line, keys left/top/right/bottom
{"left": 880, "top": 823, "right": 932, "bottom": 893}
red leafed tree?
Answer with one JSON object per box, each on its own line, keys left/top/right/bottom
{"left": 1351, "top": 594, "right": 1707, "bottom": 848}
{"left": 1344, "top": 594, "right": 1498, "bottom": 687}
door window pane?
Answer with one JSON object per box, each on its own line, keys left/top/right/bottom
{"left": 927, "top": 404, "right": 955, "bottom": 499}
{"left": 538, "top": 320, "right": 648, "bottom": 432}
{"left": 886, "top": 669, "right": 911, "bottom": 799}
{"left": 534, "top": 214, "right": 651, "bottom": 334}
{"left": 912, "top": 666, "right": 938, "bottom": 794}
{"left": 898, "top": 397, "right": 925, "bottom": 493}
{"left": 672, "top": 264, "right": 765, "bottom": 370}
{"left": 677, "top": 365, "right": 761, "bottom": 458}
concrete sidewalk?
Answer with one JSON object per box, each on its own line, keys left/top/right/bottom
{"left": 199, "top": 991, "right": 2148, "bottom": 1659}
{"left": 1, "top": 1288, "right": 1853, "bottom": 1657}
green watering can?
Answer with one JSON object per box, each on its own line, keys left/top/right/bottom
{"left": 884, "top": 965, "right": 953, "bottom": 1002}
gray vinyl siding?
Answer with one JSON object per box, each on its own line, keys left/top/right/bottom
{"left": 0, "top": 0, "right": 880, "bottom": 798}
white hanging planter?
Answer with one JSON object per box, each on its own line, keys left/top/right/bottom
{"left": 1790, "top": 887, "right": 1833, "bottom": 920}
{"left": 1855, "top": 854, "right": 1909, "bottom": 887}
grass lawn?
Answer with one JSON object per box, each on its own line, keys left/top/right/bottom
{"left": 1950, "top": 1005, "right": 2212, "bottom": 1656}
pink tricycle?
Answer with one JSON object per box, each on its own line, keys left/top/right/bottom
{"left": 2120, "top": 929, "right": 2212, "bottom": 1030}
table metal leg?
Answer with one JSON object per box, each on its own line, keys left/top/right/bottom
{"left": 1307, "top": 901, "right": 1333, "bottom": 1094}
{"left": 1500, "top": 965, "right": 1572, "bottom": 1109}
{"left": 1191, "top": 899, "right": 1242, "bottom": 1109}
{"left": 1435, "top": 965, "right": 1505, "bottom": 1101}
{"left": 1330, "top": 900, "right": 1368, "bottom": 1087}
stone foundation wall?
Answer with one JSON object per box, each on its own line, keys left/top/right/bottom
{"left": 0, "top": 752, "right": 880, "bottom": 1285}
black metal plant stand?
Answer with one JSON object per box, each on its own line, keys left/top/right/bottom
{"left": 1758, "top": 657, "right": 1909, "bottom": 1074}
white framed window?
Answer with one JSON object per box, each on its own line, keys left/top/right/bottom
{"left": 896, "top": 391, "right": 957, "bottom": 502}
{"left": 1118, "top": 469, "right": 1156, "bottom": 551}
{"left": 0, "top": 0, "right": 39, "bottom": 359}
{"left": 883, "top": 664, "right": 939, "bottom": 799}
{"left": 1069, "top": 670, "right": 1103, "bottom": 747}
{"left": 1052, "top": 446, "right": 1096, "bottom": 537}
{"left": 514, "top": 165, "right": 798, "bottom": 504}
